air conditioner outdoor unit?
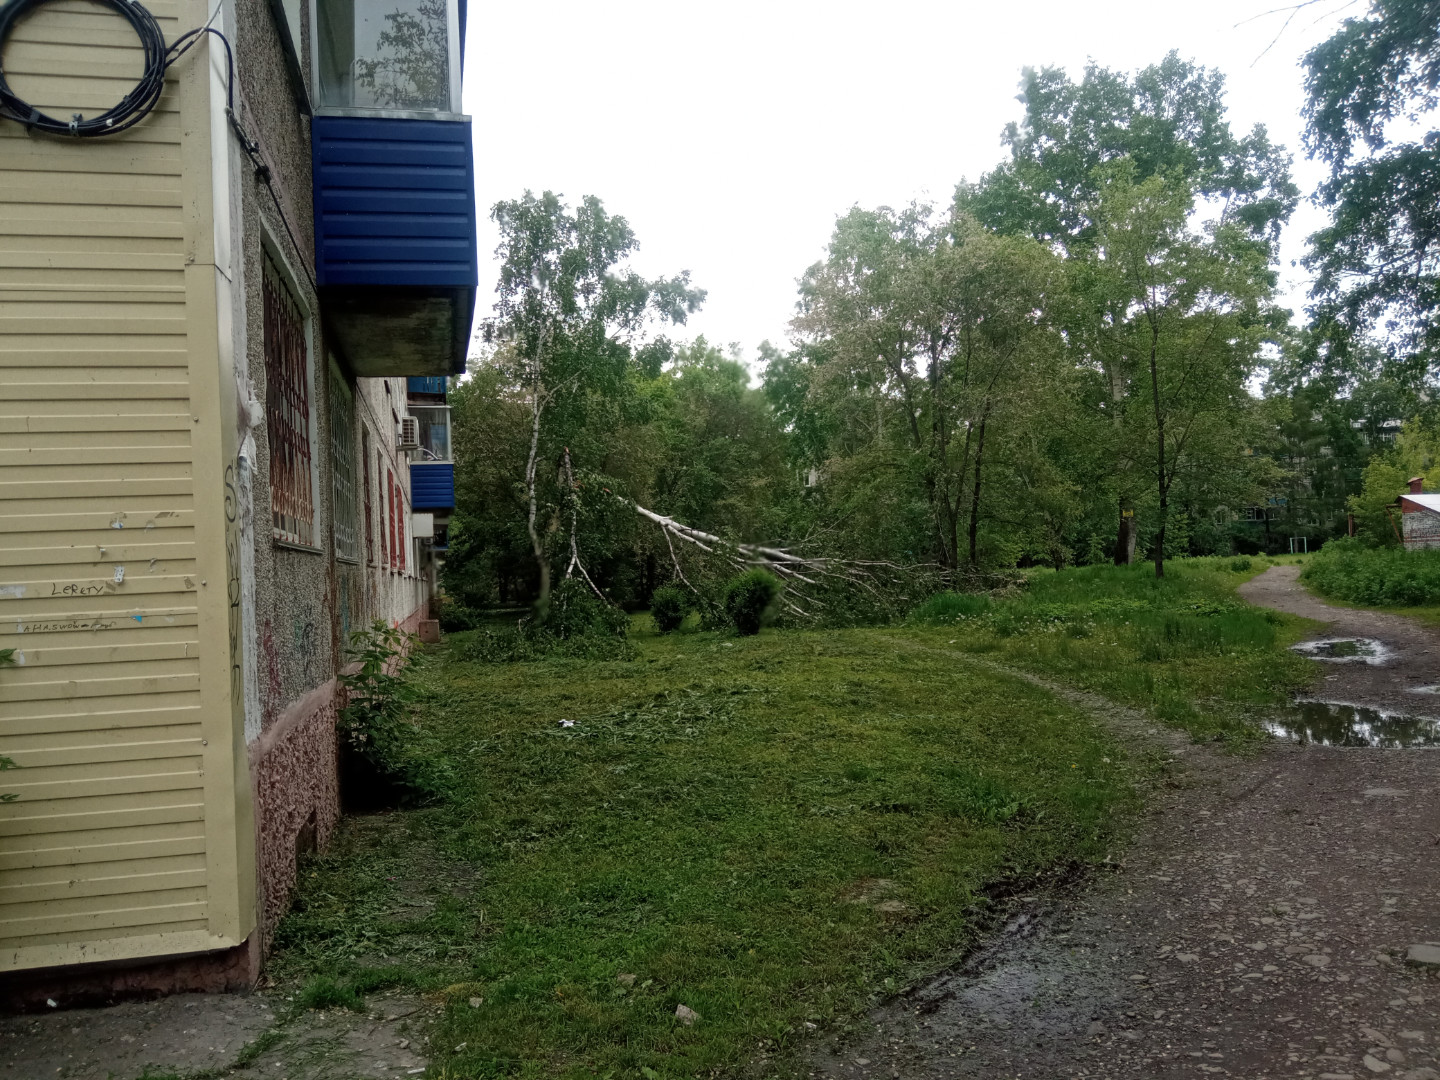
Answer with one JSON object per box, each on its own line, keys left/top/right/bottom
{"left": 397, "top": 415, "right": 420, "bottom": 451}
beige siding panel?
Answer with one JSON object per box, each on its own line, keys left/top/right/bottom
{"left": 0, "top": 0, "right": 252, "bottom": 971}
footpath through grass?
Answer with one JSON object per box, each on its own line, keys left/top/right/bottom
{"left": 912, "top": 558, "right": 1317, "bottom": 744}
{"left": 269, "top": 559, "right": 1315, "bottom": 1079}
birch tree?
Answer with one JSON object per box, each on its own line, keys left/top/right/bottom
{"left": 485, "top": 191, "right": 703, "bottom": 615}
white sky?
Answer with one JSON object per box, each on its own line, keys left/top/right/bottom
{"left": 460, "top": 0, "right": 1357, "bottom": 370}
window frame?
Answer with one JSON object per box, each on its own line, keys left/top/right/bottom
{"left": 308, "top": 0, "right": 465, "bottom": 121}
{"left": 328, "top": 359, "right": 361, "bottom": 564}
{"left": 362, "top": 427, "right": 374, "bottom": 564}
{"left": 261, "top": 241, "right": 321, "bottom": 553}
{"left": 377, "top": 449, "right": 388, "bottom": 568}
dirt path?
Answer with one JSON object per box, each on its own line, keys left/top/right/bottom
{"left": 809, "top": 566, "right": 1440, "bottom": 1080}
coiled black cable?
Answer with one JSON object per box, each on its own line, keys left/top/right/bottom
{"left": 0, "top": 0, "right": 316, "bottom": 292}
{"left": 0, "top": 0, "right": 229, "bottom": 136}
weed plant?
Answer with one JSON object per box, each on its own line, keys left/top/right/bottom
{"left": 1300, "top": 537, "right": 1440, "bottom": 606}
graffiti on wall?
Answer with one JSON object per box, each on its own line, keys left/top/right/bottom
{"left": 292, "top": 607, "right": 318, "bottom": 687}
{"left": 225, "top": 459, "right": 243, "bottom": 703}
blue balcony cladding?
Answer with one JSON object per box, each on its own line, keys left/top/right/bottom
{"left": 408, "top": 376, "right": 448, "bottom": 395}
{"left": 411, "top": 462, "right": 456, "bottom": 510}
{"left": 313, "top": 116, "right": 479, "bottom": 289}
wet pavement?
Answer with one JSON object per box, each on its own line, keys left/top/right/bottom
{"left": 808, "top": 566, "right": 1440, "bottom": 1079}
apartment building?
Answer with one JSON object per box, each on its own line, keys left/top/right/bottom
{"left": 0, "top": 0, "right": 474, "bottom": 998}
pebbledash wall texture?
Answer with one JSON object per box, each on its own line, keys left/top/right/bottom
{"left": 0, "top": 0, "right": 431, "bottom": 1002}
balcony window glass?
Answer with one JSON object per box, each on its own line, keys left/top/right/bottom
{"left": 410, "top": 405, "right": 451, "bottom": 461}
{"left": 317, "top": 0, "right": 451, "bottom": 111}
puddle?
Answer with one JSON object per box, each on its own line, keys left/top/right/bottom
{"left": 1289, "top": 638, "right": 1394, "bottom": 665}
{"left": 1265, "top": 700, "right": 1440, "bottom": 747}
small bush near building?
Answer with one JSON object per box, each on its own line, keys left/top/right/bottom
{"left": 339, "top": 621, "right": 425, "bottom": 809}
{"left": 650, "top": 585, "right": 689, "bottom": 632}
{"left": 1301, "top": 538, "right": 1440, "bottom": 606}
{"left": 722, "top": 569, "right": 779, "bottom": 635}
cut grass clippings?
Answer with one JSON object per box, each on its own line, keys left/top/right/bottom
{"left": 268, "top": 557, "right": 1316, "bottom": 1078}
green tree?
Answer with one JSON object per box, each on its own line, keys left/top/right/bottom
{"left": 959, "top": 53, "right": 1296, "bottom": 563}
{"left": 787, "top": 206, "right": 1067, "bottom": 572}
{"left": 1087, "top": 168, "right": 1279, "bottom": 576}
{"left": 958, "top": 51, "right": 1297, "bottom": 252}
{"left": 484, "top": 191, "right": 703, "bottom": 615}
{"left": 1302, "top": 0, "right": 1440, "bottom": 367}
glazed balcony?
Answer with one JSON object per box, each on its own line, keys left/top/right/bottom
{"left": 310, "top": 0, "right": 476, "bottom": 377}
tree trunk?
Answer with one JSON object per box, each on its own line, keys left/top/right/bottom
{"left": 1113, "top": 505, "right": 1137, "bottom": 565}
{"left": 1148, "top": 323, "right": 1166, "bottom": 579}
{"left": 968, "top": 410, "right": 988, "bottom": 566}
{"left": 524, "top": 378, "right": 551, "bottom": 616}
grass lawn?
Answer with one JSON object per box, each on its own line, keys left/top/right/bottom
{"left": 917, "top": 559, "right": 1319, "bottom": 744}
{"left": 268, "top": 560, "right": 1317, "bottom": 1079}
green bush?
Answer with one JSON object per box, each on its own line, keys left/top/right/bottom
{"left": 722, "top": 570, "right": 780, "bottom": 635}
{"left": 909, "top": 591, "right": 992, "bottom": 624}
{"left": 1228, "top": 556, "right": 1253, "bottom": 572}
{"left": 650, "top": 585, "right": 689, "bottom": 633}
{"left": 1302, "top": 538, "right": 1440, "bottom": 606}
{"left": 338, "top": 621, "right": 449, "bottom": 806}
{"left": 432, "top": 594, "right": 481, "bottom": 633}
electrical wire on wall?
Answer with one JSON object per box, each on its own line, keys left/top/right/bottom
{"left": 0, "top": 0, "right": 315, "bottom": 291}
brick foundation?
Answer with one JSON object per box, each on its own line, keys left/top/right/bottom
{"left": 249, "top": 680, "right": 342, "bottom": 953}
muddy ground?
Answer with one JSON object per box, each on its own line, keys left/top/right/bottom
{"left": 809, "top": 565, "right": 1440, "bottom": 1080}
{"left": 8, "top": 565, "right": 1440, "bottom": 1080}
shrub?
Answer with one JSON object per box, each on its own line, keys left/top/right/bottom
{"left": 543, "top": 579, "right": 628, "bottom": 639}
{"left": 722, "top": 570, "right": 780, "bottom": 635}
{"left": 338, "top": 621, "right": 431, "bottom": 808}
{"left": 1302, "top": 538, "right": 1440, "bottom": 606}
{"left": 1228, "top": 556, "right": 1253, "bottom": 572}
{"left": 650, "top": 585, "right": 689, "bottom": 633}
{"left": 433, "top": 594, "right": 481, "bottom": 633}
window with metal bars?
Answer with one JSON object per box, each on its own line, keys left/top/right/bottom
{"left": 263, "top": 253, "right": 314, "bottom": 547}
{"left": 362, "top": 429, "right": 374, "bottom": 564}
{"left": 329, "top": 364, "right": 360, "bottom": 562}
{"left": 387, "top": 469, "right": 399, "bottom": 571}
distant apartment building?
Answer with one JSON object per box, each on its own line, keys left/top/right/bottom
{"left": 0, "top": 0, "right": 471, "bottom": 998}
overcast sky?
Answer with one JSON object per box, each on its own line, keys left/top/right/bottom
{"left": 459, "top": 0, "right": 1356, "bottom": 369}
